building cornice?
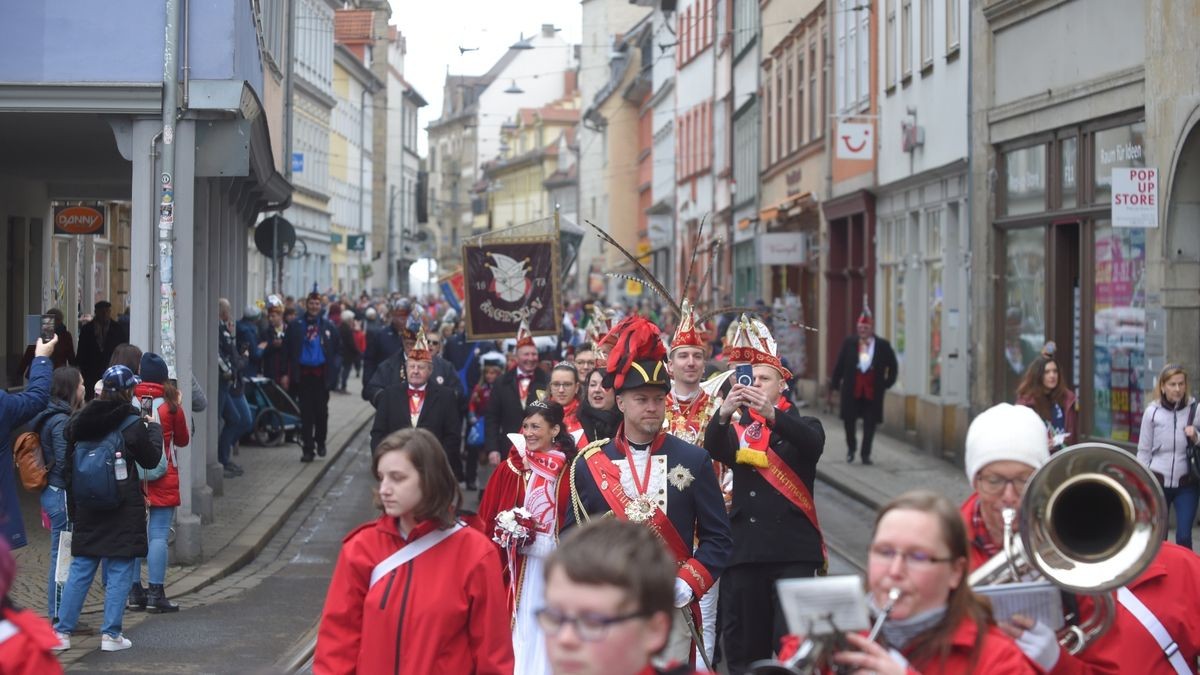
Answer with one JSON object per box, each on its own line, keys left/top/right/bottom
{"left": 982, "top": 0, "right": 1072, "bottom": 31}
{"left": 987, "top": 65, "right": 1144, "bottom": 130}
{"left": 294, "top": 77, "right": 337, "bottom": 109}
{"left": 0, "top": 83, "right": 162, "bottom": 113}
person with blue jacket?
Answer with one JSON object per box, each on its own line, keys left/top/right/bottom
{"left": 286, "top": 292, "right": 340, "bottom": 462}
{"left": 31, "top": 366, "right": 86, "bottom": 623}
{"left": 0, "top": 334, "right": 56, "bottom": 550}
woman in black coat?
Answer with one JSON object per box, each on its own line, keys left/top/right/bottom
{"left": 52, "top": 365, "right": 162, "bottom": 652}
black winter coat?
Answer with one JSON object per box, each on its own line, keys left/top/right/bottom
{"left": 369, "top": 383, "right": 462, "bottom": 454}
{"left": 704, "top": 405, "right": 826, "bottom": 566}
{"left": 64, "top": 399, "right": 163, "bottom": 559}
{"left": 830, "top": 335, "right": 898, "bottom": 424}
{"left": 484, "top": 368, "right": 548, "bottom": 455}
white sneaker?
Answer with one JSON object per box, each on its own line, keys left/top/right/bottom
{"left": 52, "top": 632, "right": 70, "bottom": 652}
{"left": 101, "top": 633, "right": 132, "bottom": 652}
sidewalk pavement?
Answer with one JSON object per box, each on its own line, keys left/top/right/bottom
{"left": 9, "top": 390, "right": 375, "bottom": 648}
{"left": 800, "top": 405, "right": 974, "bottom": 510}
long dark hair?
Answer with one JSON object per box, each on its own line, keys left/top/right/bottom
{"left": 579, "top": 369, "right": 618, "bottom": 441}
{"left": 51, "top": 366, "right": 84, "bottom": 411}
{"left": 1016, "top": 355, "right": 1068, "bottom": 421}
{"left": 372, "top": 428, "right": 462, "bottom": 529}
{"left": 109, "top": 343, "right": 143, "bottom": 373}
{"left": 874, "top": 491, "right": 991, "bottom": 669}
{"left": 525, "top": 400, "right": 578, "bottom": 461}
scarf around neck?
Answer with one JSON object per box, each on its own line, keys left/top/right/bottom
{"left": 870, "top": 595, "right": 948, "bottom": 651}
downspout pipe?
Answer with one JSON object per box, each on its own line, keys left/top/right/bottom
{"left": 158, "top": 0, "right": 182, "bottom": 377}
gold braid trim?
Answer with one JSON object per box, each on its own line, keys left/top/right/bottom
{"left": 570, "top": 439, "right": 612, "bottom": 527}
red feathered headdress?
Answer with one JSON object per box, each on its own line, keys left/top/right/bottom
{"left": 602, "top": 315, "right": 669, "bottom": 393}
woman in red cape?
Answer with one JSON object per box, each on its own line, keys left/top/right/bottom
{"left": 477, "top": 399, "right": 579, "bottom": 675}
{"left": 316, "top": 428, "right": 513, "bottom": 674}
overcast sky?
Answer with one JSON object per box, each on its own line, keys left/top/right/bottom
{"left": 391, "top": 0, "right": 584, "bottom": 155}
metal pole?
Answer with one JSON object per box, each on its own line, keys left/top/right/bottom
{"left": 158, "top": 0, "right": 182, "bottom": 376}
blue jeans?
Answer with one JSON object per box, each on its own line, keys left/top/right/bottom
{"left": 55, "top": 555, "right": 135, "bottom": 638}
{"left": 218, "top": 381, "right": 253, "bottom": 466}
{"left": 40, "top": 486, "right": 69, "bottom": 620}
{"left": 133, "top": 507, "right": 174, "bottom": 585}
{"left": 1164, "top": 483, "right": 1200, "bottom": 550}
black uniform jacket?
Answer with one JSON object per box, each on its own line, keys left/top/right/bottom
{"left": 705, "top": 405, "right": 826, "bottom": 566}
{"left": 483, "top": 368, "right": 548, "bottom": 455}
{"left": 830, "top": 335, "right": 898, "bottom": 424}
{"left": 369, "top": 382, "right": 462, "bottom": 456}
{"left": 563, "top": 433, "right": 733, "bottom": 585}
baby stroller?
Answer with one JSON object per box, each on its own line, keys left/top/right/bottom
{"left": 242, "top": 376, "right": 302, "bottom": 446}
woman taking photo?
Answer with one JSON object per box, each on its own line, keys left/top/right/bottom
{"left": 577, "top": 368, "right": 618, "bottom": 444}
{"left": 477, "top": 400, "right": 577, "bottom": 675}
{"left": 1137, "top": 363, "right": 1198, "bottom": 551}
{"left": 1015, "top": 343, "right": 1078, "bottom": 452}
{"left": 548, "top": 362, "right": 586, "bottom": 444}
{"left": 30, "top": 366, "right": 85, "bottom": 624}
{"left": 316, "top": 428, "right": 512, "bottom": 674}
{"left": 779, "top": 490, "right": 1037, "bottom": 674}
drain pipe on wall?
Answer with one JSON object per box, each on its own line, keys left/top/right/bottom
{"left": 157, "top": 0, "right": 182, "bottom": 376}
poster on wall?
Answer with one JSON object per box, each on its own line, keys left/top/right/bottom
{"left": 1111, "top": 168, "right": 1158, "bottom": 228}
{"left": 1092, "top": 227, "right": 1146, "bottom": 443}
{"left": 462, "top": 238, "right": 560, "bottom": 340}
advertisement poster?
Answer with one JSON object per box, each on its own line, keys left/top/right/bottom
{"left": 462, "top": 238, "right": 561, "bottom": 340}
{"left": 1093, "top": 227, "right": 1146, "bottom": 443}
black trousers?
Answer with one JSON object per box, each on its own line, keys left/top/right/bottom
{"left": 720, "top": 560, "right": 821, "bottom": 675}
{"left": 844, "top": 405, "right": 878, "bottom": 460}
{"left": 298, "top": 372, "right": 330, "bottom": 452}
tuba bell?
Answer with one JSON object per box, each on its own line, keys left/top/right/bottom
{"left": 969, "top": 442, "right": 1166, "bottom": 653}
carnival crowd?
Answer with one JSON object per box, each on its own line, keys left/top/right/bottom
{"left": 1, "top": 288, "right": 1199, "bottom": 675}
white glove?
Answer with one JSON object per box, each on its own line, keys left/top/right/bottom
{"left": 673, "top": 578, "right": 694, "bottom": 608}
{"left": 1014, "top": 619, "right": 1061, "bottom": 671}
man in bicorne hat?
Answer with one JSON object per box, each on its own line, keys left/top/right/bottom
{"left": 368, "top": 327, "right": 462, "bottom": 474}
{"left": 485, "top": 319, "right": 550, "bottom": 465}
{"left": 705, "top": 315, "right": 826, "bottom": 674}
{"left": 565, "top": 315, "right": 732, "bottom": 669}
{"left": 830, "top": 307, "right": 898, "bottom": 465}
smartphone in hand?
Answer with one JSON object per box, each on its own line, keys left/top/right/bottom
{"left": 140, "top": 396, "right": 155, "bottom": 418}
{"left": 735, "top": 364, "right": 754, "bottom": 418}
{"left": 40, "top": 314, "right": 55, "bottom": 343}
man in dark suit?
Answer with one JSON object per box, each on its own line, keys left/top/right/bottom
{"left": 361, "top": 300, "right": 410, "bottom": 403}
{"left": 830, "top": 308, "right": 898, "bottom": 465}
{"left": 76, "top": 300, "right": 128, "bottom": 396}
{"left": 565, "top": 315, "right": 732, "bottom": 669}
{"left": 484, "top": 321, "right": 548, "bottom": 464}
{"left": 369, "top": 330, "right": 463, "bottom": 478}
{"left": 285, "top": 292, "right": 340, "bottom": 462}
{"left": 705, "top": 314, "right": 826, "bottom": 674}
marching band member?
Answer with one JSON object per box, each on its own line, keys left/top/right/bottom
{"left": 704, "top": 315, "right": 826, "bottom": 674}
{"left": 964, "top": 403, "right": 1200, "bottom": 674}
{"left": 477, "top": 400, "right": 579, "bottom": 675}
{"left": 565, "top": 315, "right": 732, "bottom": 669}
{"left": 316, "top": 428, "right": 513, "bottom": 674}
{"left": 487, "top": 320, "right": 549, "bottom": 466}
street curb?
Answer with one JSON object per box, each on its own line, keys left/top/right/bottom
{"left": 815, "top": 466, "right": 886, "bottom": 512}
{"left": 163, "top": 406, "right": 375, "bottom": 600}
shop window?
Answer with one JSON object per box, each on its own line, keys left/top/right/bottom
{"left": 1002, "top": 228, "right": 1046, "bottom": 400}
{"left": 925, "top": 209, "right": 943, "bottom": 395}
{"left": 1093, "top": 122, "right": 1146, "bottom": 205}
{"left": 1092, "top": 223, "right": 1146, "bottom": 443}
{"left": 1061, "top": 137, "right": 1078, "bottom": 209}
{"left": 1003, "top": 145, "right": 1046, "bottom": 217}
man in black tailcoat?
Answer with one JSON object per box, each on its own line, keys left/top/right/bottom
{"left": 830, "top": 308, "right": 897, "bottom": 465}
{"left": 483, "top": 319, "right": 548, "bottom": 464}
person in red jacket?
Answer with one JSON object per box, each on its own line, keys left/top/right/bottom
{"left": 127, "top": 352, "right": 191, "bottom": 614}
{"left": 0, "top": 538, "right": 64, "bottom": 674}
{"left": 316, "top": 427, "right": 513, "bottom": 674}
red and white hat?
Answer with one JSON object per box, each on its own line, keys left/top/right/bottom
{"left": 857, "top": 306, "right": 873, "bottom": 327}
{"left": 724, "top": 314, "right": 792, "bottom": 380}
{"left": 514, "top": 318, "right": 536, "bottom": 350}
{"left": 669, "top": 299, "right": 707, "bottom": 355}
{"left": 407, "top": 326, "right": 433, "bottom": 362}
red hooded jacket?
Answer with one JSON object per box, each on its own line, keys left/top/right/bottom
{"left": 133, "top": 382, "right": 190, "bottom": 507}
{"left": 315, "top": 515, "right": 514, "bottom": 675}
{"left": 0, "top": 606, "right": 63, "bottom": 675}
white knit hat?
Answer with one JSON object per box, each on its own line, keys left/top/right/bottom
{"left": 964, "top": 403, "right": 1051, "bottom": 483}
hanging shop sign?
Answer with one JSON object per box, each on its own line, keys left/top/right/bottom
{"left": 1111, "top": 167, "right": 1158, "bottom": 228}
{"left": 836, "top": 121, "right": 874, "bottom": 160}
{"left": 53, "top": 204, "right": 105, "bottom": 236}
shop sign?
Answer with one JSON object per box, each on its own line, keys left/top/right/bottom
{"left": 836, "top": 121, "right": 873, "bottom": 160}
{"left": 1111, "top": 168, "right": 1158, "bottom": 228}
{"left": 347, "top": 234, "right": 367, "bottom": 251}
{"left": 53, "top": 205, "right": 105, "bottom": 235}
{"left": 759, "top": 232, "right": 809, "bottom": 265}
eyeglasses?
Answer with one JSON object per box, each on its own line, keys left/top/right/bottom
{"left": 976, "top": 473, "right": 1032, "bottom": 496}
{"left": 535, "top": 607, "right": 650, "bottom": 641}
{"left": 549, "top": 382, "right": 576, "bottom": 390}
{"left": 869, "top": 546, "right": 955, "bottom": 567}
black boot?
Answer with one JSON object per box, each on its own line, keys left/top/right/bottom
{"left": 127, "top": 582, "right": 147, "bottom": 611}
{"left": 146, "top": 584, "right": 179, "bottom": 614}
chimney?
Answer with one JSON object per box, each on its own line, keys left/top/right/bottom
{"left": 542, "top": 23, "right": 556, "bottom": 37}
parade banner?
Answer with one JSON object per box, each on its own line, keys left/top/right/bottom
{"left": 462, "top": 237, "right": 561, "bottom": 340}
{"left": 439, "top": 269, "right": 465, "bottom": 313}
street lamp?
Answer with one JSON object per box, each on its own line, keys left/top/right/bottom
{"left": 504, "top": 79, "right": 524, "bottom": 95}
{"left": 510, "top": 32, "right": 534, "bottom": 50}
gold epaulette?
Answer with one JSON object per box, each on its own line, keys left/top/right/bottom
{"left": 580, "top": 438, "right": 610, "bottom": 459}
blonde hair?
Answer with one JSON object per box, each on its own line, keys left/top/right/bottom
{"left": 1157, "top": 364, "right": 1189, "bottom": 403}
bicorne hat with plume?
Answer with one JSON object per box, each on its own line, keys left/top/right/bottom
{"left": 602, "top": 315, "right": 670, "bottom": 394}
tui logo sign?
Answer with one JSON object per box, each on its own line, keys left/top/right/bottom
{"left": 53, "top": 205, "right": 106, "bottom": 235}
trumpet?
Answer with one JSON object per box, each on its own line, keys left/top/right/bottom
{"left": 969, "top": 442, "right": 1166, "bottom": 653}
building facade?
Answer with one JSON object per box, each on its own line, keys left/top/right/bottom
{"left": 329, "top": 39, "right": 379, "bottom": 297}
{"left": 383, "top": 26, "right": 428, "bottom": 293}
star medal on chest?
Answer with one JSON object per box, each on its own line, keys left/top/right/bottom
{"left": 625, "top": 495, "right": 656, "bottom": 523}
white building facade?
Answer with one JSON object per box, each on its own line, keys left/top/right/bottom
{"left": 331, "top": 44, "right": 379, "bottom": 297}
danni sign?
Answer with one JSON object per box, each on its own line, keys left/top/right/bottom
{"left": 53, "top": 204, "right": 106, "bottom": 235}
{"left": 1111, "top": 167, "right": 1158, "bottom": 228}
